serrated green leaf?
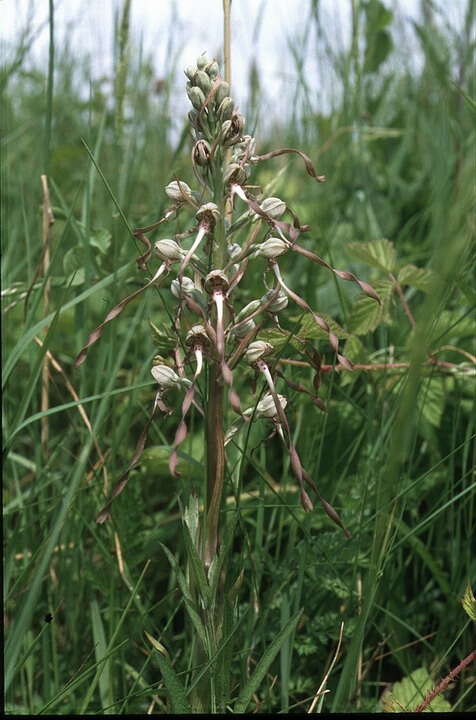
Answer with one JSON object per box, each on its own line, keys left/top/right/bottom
{"left": 346, "top": 238, "right": 397, "bottom": 273}
{"left": 145, "top": 633, "right": 191, "bottom": 714}
{"left": 398, "top": 264, "right": 437, "bottom": 293}
{"left": 430, "top": 310, "right": 476, "bottom": 343}
{"left": 234, "top": 610, "right": 302, "bottom": 713}
{"left": 343, "top": 335, "right": 366, "bottom": 362}
{"left": 380, "top": 667, "right": 451, "bottom": 712}
{"left": 417, "top": 378, "right": 446, "bottom": 428}
{"left": 348, "top": 280, "right": 394, "bottom": 335}
{"left": 461, "top": 583, "right": 476, "bottom": 621}
{"left": 297, "top": 313, "right": 349, "bottom": 341}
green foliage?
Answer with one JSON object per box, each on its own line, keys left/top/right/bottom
{"left": 3, "top": 0, "right": 475, "bottom": 714}
{"left": 380, "top": 667, "right": 451, "bottom": 712}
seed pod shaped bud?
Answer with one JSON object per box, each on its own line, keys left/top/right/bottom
{"left": 155, "top": 238, "right": 184, "bottom": 261}
{"left": 196, "top": 202, "right": 220, "bottom": 227}
{"left": 217, "top": 96, "right": 234, "bottom": 121}
{"left": 233, "top": 318, "right": 256, "bottom": 338}
{"left": 256, "top": 237, "right": 289, "bottom": 258}
{"left": 184, "top": 65, "right": 197, "bottom": 81}
{"left": 193, "top": 69, "right": 211, "bottom": 95}
{"left": 236, "top": 299, "right": 261, "bottom": 322}
{"left": 171, "top": 276, "right": 195, "bottom": 298}
{"left": 215, "top": 80, "right": 230, "bottom": 107}
{"left": 187, "top": 85, "right": 206, "bottom": 110}
{"left": 256, "top": 392, "right": 287, "bottom": 418}
{"left": 260, "top": 197, "right": 286, "bottom": 219}
{"left": 193, "top": 139, "right": 211, "bottom": 167}
{"left": 186, "top": 324, "right": 209, "bottom": 346}
{"left": 196, "top": 53, "right": 208, "bottom": 70}
{"left": 245, "top": 340, "right": 274, "bottom": 364}
{"left": 262, "top": 289, "right": 289, "bottom": 312}
{"left": 151, "top": 364, "right": 180, "bottom": 388}
{"left": 227, "top": 243, "right": 241, "bottom": 259}
{"left": 188, "top": 109, "right": 199, "bottom": 127}
{"left": 165, "top": 180, "right": 193, "bottom": 202}
{"left": 206, "top": 59, "right": 219, "bottom": 78}
{"left": 204, "top": 269, "right": 229, "bottom": 294}
{"left": 223, "top": 163, "right": 248, "bottom": 186}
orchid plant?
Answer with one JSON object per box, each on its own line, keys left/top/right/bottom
{"left": 75, "top": 52, "right": 380, "bottom": 712}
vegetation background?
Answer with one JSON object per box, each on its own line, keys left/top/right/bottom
{"left": 3, "top": 0, "right": 475, "bottom": 713}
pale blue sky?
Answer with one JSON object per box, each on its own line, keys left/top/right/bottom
{"left": 3, "top": 0, "right": 468, "bottom": 123}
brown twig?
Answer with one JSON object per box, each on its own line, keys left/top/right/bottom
{"left": 391, "top": 274, "right": 416, "bottom": 329}
{"left": 278, "top": 358, "right": 469, "bottom": 373}
{"left": 414, "top": 649, "right": 476, "bottom": 712}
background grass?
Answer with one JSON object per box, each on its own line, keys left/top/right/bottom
{"left": 3, "top": 0, "right": 475, "bottom": 713}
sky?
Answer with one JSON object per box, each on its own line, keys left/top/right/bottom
{"left": 2, "top": 0, "right": 468, "bottom": 122}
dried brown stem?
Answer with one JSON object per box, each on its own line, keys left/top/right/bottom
{"left": 278, "top": 358, "right": 467, "bottom": 373}
{"left": 391, "top": 274, "right": 416, "bottom": 328}
{"left": 414, "top": 649, "right": 476, "bottom": 712}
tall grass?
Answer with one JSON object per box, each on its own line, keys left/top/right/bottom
{"left": 3, "top": 0, "right": 475, "bottom": 713}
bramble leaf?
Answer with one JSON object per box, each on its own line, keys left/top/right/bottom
{"left": 346, "top": 238, "right": 397, "bottom": 273}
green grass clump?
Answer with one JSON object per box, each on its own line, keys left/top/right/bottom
{"left": 3, "top": 0, "right": 475, "bottom": 713}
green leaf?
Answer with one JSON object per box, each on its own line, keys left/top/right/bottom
{"left": 90, "top": 599, "right": 113, "bottom": 713}
{"left": 160, "top": 543, "right": 209, "bottom": 651}
{"left": 346, "top": 238, "right": 397, "bottom": 273}
{"left": 380, "top": 667, "right": 451, "bottom": 712}
{"left": 461, "top": 584, "right": 476, "bottom": 621}
{"left": 89, "top": 227, "right": 112, "bottom": 254}
{"left": 417, "top": 378, "right": 446, "bottom": 428}
{"left": 182, "top": 523, "right": 211, "bottom": 608}
{"left": 233, "top": 609, "right": 302, "bottom": 713}
{"left": 145, "top": 633, "right": 192, "bottom": 714}
{"left": 348, "top": 280, "right": 394, "bottom": 335}
{"left": 297, "top": 313, "right": 349, "bottom": 341}
{"left": 398, "top": 264, "right": 438, "bottom": 293}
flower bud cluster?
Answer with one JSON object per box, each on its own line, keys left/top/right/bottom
{"left": 185, "top": 53, "right": 245, "bottom": 153}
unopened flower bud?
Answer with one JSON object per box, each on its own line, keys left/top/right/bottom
{"left": 193, "top": 139, "right": 211, "bottom": 166}
{"left": 236, "top": 299, "right": 261, "bottom": 322}
{"left": 245, "top": 340, "right": 274, "bottom": 364}
{"left": 165, "top": 180, "right": 193, "bottom": 203}
{"left": 151, "top": 364, "right": 180, "bottom": 388}
{"left": 217, "top": 96, "right": 234, "bottom": 120}
{"left": 233, "top": 318, "right": 256, "bottom": 338}
{"left": 171, "top": 276, "right": 195, "bottom": 298}
{"left": 215, "top": 80, "right": 230, "bottom": 106}
{"left": 256, "top": 392, "right": 287, "bottom": 418}
{"left": 223, "top": 162, "right": 248, "bottom": 186}
{"left": 260, "top": 197, "right": 286, "bottom": 219}
{"left": 187, "top": 85, "right": 206, "bottom": 110}
{"left": 206, "top": 60, "right": 219, "bottom": 78}
{"left": 196, "top": 53, "right": 208, "bottom": 70}
{"left": 155, "top": 238, "right": 184, "bottom": 261}
{"left": 184, "top": 65, "right": 197, "bottom": 81}
{"left": 196, "top": 202, "right": 220, "bottom": 227}
{"left": 193, "top": 69, "right": 211, "bottom": 95}
{"left": 256, "top": 237, "right": 289, "bottom": 258}
{"left": 261, "top": 289, "right": 288, "bottom": 312}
